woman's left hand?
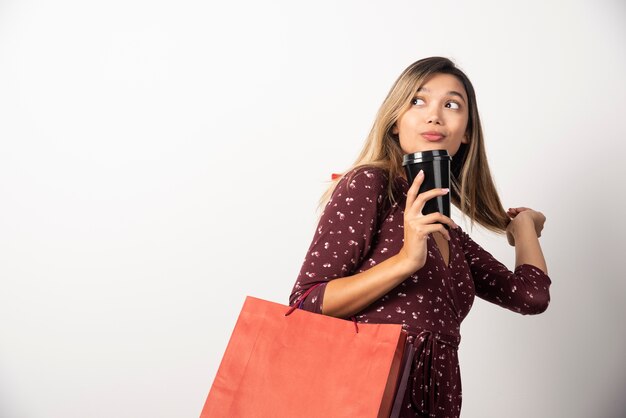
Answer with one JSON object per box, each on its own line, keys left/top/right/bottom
{"left": 506, "top": 207, "right": 546, "bottom": 246}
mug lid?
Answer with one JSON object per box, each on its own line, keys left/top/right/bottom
{"left": 402, "top": 149, "right": 451, "bottom": 165}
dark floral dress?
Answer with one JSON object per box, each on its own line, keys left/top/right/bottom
{"left": 289, "top": 166, "right": 552, "bottom": 418}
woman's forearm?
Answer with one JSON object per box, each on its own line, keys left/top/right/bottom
{"left": 511, "top": 217, "right": 548, "bottom": 274}
{"left": 322, "top": 254, "right": 414, "bottom": 319}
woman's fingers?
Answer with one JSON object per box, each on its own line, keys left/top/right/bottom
{"left": 409, "top": 187, "right": 450, "bottom": 217}
{"left": 407, "top": 222, "right": 452, "bottom": 240}
{"left": 506, "top": 207, "right": 546, "bottom": 239}
{"left": 508, "top": 207, "right": 531, "bottom": 216}
{"left": 401, "top": 173, "right": 457, "bottom": 272}
{"left": 419, "top": 211, "right": 458, "bottom": 230}
{"left": 405, "top": 170, "right": 425, "bottom": 210}
{"left": 404, "top": 172, "right": 455, "bottom": 238}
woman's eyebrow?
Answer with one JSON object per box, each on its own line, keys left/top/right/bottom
{"left": 416, "top": 87, "right": 467, "bottom": 103}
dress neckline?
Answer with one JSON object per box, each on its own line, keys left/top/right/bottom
{"left": 429, "top": 228, "right": 454, "bottom": 271}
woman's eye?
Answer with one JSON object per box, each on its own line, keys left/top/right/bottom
{"left": 446, "top": 101, "right": 461, "bottom": 110}
{"left": 411, "top": 97, "right": 425, "bottom": 105}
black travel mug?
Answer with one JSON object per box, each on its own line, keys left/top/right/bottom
{"left": 402, "top": 150, "right": 452, "bottom": 230}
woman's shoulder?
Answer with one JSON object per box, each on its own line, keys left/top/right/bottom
{"left": 343, "top": 165, "right": 389, "bottom": 181}
{"left": 340, "top": 165, "right": 408, "bottom": 188}
{"left": 335, "top": 165, "right": 390, "bottom": 195}
{"left": 333, "top": 165, "right": 407, "bottom": 205}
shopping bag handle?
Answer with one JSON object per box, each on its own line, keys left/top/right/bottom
{"left": 285, "top": 282, "right": 325, "bottom": 316}
{"left": 286, "top": 282, "right": 359, "bottom": 333}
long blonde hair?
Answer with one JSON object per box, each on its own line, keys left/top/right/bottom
{"left": 318, "top": 57, "right": 510, "bottom": 234}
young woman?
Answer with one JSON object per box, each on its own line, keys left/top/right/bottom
{"left": 289, "top": 56, "right": 551, "bottom": 418}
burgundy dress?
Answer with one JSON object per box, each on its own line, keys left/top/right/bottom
{"left": 289, "top": 166, "right": 552, "bottom": 418}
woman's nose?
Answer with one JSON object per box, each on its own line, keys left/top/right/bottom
{"left": 427, "top": 112, "right": 442, "bottom": 124}
{"left": 427, "top": 106, "right": 443, "bottom": 124}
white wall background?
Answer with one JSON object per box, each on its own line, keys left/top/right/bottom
{"left": 1, "top": 0, "right": 625, "bottom": 417}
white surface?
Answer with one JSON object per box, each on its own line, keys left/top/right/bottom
{"left": 1, "top": 1, "right": 625, "bottom": 417}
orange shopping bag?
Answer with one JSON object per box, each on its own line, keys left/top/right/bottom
{"left": 200, "top": 287, "right": 412, "bottom": 418}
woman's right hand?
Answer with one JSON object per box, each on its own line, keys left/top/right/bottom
{"left": 396, "top": 170, "right": 459, "bottom": 274}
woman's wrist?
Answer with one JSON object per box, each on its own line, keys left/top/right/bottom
{"left": 391, "top": 251, "right": 419, "bottom": 278}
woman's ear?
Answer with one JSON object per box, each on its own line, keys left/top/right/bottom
{"left": 462, "top": 133, "right": 469, "bottom": 144}
{"left": 392, "top": 124, "right": 399, "bottom": 135}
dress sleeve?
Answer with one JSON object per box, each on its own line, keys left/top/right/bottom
{"left": 288, "top": 167, "right": 388, "bottom": 314}
{"left": 456, "top": 226, "right": 552, "bottom": 315}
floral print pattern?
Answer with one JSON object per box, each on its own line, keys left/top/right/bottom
{"left": 289, "top": 166, "right": 551, "bottom": 417}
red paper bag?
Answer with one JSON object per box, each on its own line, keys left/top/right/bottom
{"left": 200, "top": 296, "right": 408, "bottom": 418}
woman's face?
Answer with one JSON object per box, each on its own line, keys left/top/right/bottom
{"left": 392, "top": 73, "right": 470, "bottom": 157}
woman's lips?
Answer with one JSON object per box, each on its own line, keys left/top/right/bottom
{"left": 421, "top": 133, "right": 445, "bottom": 142}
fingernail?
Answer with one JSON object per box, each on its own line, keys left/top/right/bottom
{"left": 441, "top": 188, "right": 449, "bottom": 193}
{"left": 417, "top": 170, "right": 424, "bottom": 177}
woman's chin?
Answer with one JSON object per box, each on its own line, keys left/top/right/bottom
{"left": 402, "top": 145, "right": 450, "bottom": 155}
